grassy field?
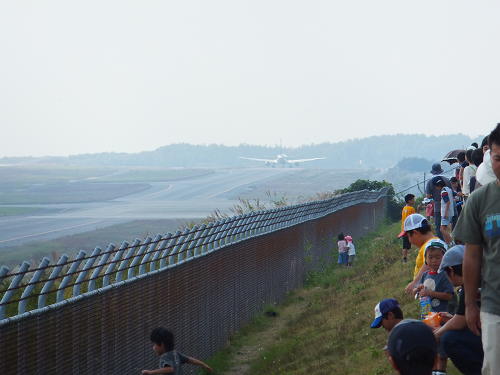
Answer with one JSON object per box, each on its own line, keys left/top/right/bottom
{"left": 234, "top": 169, "right": 374, "bottom": 201}
{"left": 0, "top": 165, "right": 215, "bottom": 204}
{"left": 0, "top": 219, "right": 195, "bottom": 268}
{"left": 203, "top": 222, "right": 462, "bottom": 375}
{"left": 0, "top": 206, "right": 41, "bottom": 217}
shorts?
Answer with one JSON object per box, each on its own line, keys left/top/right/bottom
{"left": 402, "top": 236, "right": 411, "bottom": 250}
{"left": 348, "top": 255, "right": 355, "bottom": 263}
{"left": 441, "top": 216, "right": 452, "bottom": 226}
{"left": 338, "top": 252, "right": 348, "bottom": 264}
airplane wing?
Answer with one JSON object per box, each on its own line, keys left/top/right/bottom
{"left": 237, "top": 157, "right": 278, "bottom": 164}
{"left": 288, "top": 157, "right": 326, "bottom": 163}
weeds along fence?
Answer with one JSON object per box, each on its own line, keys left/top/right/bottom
{"left": 0, "top": 188, "right": 387, "bottom": 374}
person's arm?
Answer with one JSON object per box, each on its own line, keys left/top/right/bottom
{"left": 142, "top": 367, "right": 174, "bottom": 374}
{"left": 463, "top": 243, "right": 483, "bottom": 335}
{"left": 435, "top": 314, "right": 467, "bottom": 341}
{"left": 419, "top": 289, "right": 452, "bottom": 301}
{"left": 444, "top": 200, "right": 450, "bottom": 219}
{"left": 188, "top": 358, "right": 213, "bottom": 372}
{"left": 404, "top": 264, "right": 431, "bottom": 295}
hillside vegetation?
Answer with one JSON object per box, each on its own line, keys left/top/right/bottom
{"left": 204, "top": 222, "right": 461, "bottom": 375}
{"left": 0, "top": 133, "right": 482, "bottom": 169}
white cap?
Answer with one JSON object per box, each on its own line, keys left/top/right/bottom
{"left": 398, "top": 214, "right": 430, "bottom": 238}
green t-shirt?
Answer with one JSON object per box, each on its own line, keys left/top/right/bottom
{"left": 452, "top": 179, "right": 500, "bottom": 316}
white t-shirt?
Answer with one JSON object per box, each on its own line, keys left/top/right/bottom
{"left": 347, "top": 242, "right": 356, "bottom": 256}
{"left": 463, "top": 164, "right": 477, "bottom": 195}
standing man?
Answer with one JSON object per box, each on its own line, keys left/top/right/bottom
{"left": 452, "top": 123, "right": 500, "bottom": 375}
{"left": 426, "top": 163, "right": 456, "bottom": 241}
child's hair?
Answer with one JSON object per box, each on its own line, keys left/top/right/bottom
{"left": 466, "top": 149, "right": 473, "bottom": 163}
{"left": 392, "top": 346, "right": 436, "bottom": 375}
{"left": 150, "top": 327, "right": 175, "bottom": 351}
{"left": 457, "top": 151, "right": 466, "bottom": 163}
{"left": 435, "top": 179, "right": 446, "bottom": 188}
{"left": 426, "top": 245, "right": 446, "bottom": 257}
{"left": 444, "top": 264, "right": 463, "bottom": 277}
{"left": 471, "top": 142, "right": 479, "bottom": 148}
{"left": 481, "top": 135, "right": 489, "bottom": 149}
{"left": 472, "top": 148, "right": 483, "bottom": 166}
{"left": 337, "top": 233, "right": 345, "bottom": 241}
{"left": 383, "top": 307, "right": 404, "bottom": 320}
{"left": 404, "top": 194, "right": 415, "bottom": 204}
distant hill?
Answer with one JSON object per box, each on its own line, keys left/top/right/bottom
{"left": 0, "top": 134, "right": 483, "bottom": 169}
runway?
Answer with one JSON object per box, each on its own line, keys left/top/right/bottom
{"left": 0, "top": 168, "right": 291, "bottom": 249}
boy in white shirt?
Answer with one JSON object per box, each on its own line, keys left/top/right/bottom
{"left": 346, "top": 235, "right": 356, "bottom": 267}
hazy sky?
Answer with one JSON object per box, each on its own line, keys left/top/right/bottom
{"left": 1, "top": 1, "right": 499, "bottom": 157}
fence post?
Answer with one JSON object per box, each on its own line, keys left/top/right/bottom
{"left": 57, "top": 250, "right": 86, "bottom": 303}
{"left": 169, "top": 229, "right": 189, "bottom": 265}
{"left": 190, "top": 223, "right": 207, "bottom": 256}
{"left": 161, "top": 230, "right": 181, "bottom": 268}
{"left": 116, "top": 239, "right": 141, "bottom": 283}
{"left": 140, "top": 234, "right": 163, "bottom": 275}
{"left": 103, "top": 241, "right": 129, "bottom": 287}
{"left": 38, "top": 254, "right": 69, "bottom": 309}
{"left": 74, "top": 247, "right": 102, "bottom": 297}
{"left": 19, "top": 257, "right": 51, "bottom": 315}
{"left": 88, "top": 244, "right": 115, "bottom": 292}
{"left": 128, "top": 237, "right": 152, "bottom": 279}
{"left": 181, "top": 226, "right": 199, "bottom": 260}
{"left": 0, "top": 261, "right": 30, "bottom": 320}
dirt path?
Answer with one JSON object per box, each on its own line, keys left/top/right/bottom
{"left": 223, "top": 300, "right": 310, "bottom": 375}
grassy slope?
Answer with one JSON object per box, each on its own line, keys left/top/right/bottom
{"left": 205, "top": 222, "right": 461, "bottom": 375}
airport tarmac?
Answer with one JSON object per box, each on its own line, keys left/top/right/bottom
{"left": 0, "top": 168, "right": 292, "bottom": 249}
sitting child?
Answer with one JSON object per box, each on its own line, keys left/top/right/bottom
{"left": 142, "top": 327, "right": 212, "bottom": 374}
{"left": 412, "top": 242, "right": 454, "bottom": 375}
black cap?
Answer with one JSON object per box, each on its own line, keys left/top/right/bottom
{"left": 387, "top": 319, "right": 437, "bottom": 361}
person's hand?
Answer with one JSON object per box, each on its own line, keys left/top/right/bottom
{"left": 142, "top": 370, "right": 153, "bottom": 375}
{"left": 444, "top": 213, "right": 448, "bottom": 219}
{"left": 416, "top": 283, "right": 424, "bottom": 291}
{"left": 438, "top": 312, "right": 453, "bottom": 322}
{"left": 202, "top": 364, "right": 213, "bottom": 373}
{"left": 419, "top": 288, "right": 432, "bottom": 297}
{"left": 405, "top": 280, "right": 417, "bottom": 295}
{"left": 466, "top": 303, "right": 481, "bottom": 335}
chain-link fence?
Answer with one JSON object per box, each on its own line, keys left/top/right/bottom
{"left": 0, "top": 189, "right": 387, "bottom": 374}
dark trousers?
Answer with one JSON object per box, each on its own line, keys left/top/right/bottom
{"left": 434, "top": 211, "right": 444, "bottom": 241}
{"left": 441, "top": 329, "right": 483, "bottom": 375}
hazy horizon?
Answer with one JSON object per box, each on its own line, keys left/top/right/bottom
{"left": 2, "top": 2, "right": 499, "bottom": 158}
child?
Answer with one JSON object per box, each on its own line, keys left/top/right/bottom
{"left": 345, "top": 235, "right": 355, "bottom": 267}
{"left": 370, "top": 298, "right": 404, "bottom": 333}
{"left": 422, "top": 198, "right": 434, "bottom": 224}
{"left": 337, "top": 233, "right": 348, "bottom": 268}
{"left": 412, "top": 242, "right": 454, "bottom": 375}
{"left": 387, "top": 320, "right": 439, "bottom": 375}
{"left": 142, "top": 327, "right": 213, "bottom": 374}
{"left": 401, "top": 194, "right": 416, "bottom": 263}
{"left": 431, "top": 177, "right": 455, "bottom": 245}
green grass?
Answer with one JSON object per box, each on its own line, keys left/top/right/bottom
{"left": 203, "top": 222, "right": 462, "bottom": 375}
{"left": 0, "top": 206, "right": 40, "bottom": 217}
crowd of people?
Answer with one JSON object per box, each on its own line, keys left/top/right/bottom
{"left": 365, "top": 123, "right": 500, "bottom": 375}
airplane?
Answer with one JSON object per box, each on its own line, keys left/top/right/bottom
{"left": 238, "top": 141, "right": 326, "bottom": 168}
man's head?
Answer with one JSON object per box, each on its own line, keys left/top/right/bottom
{"left": 404, "top": 194, "right": 415, "bottom": 205}
{"left": 371, "top": 299, "right": 404, "bottom": 332}
{"left": 488, "top": 123, "right": 500, "bottom": 182}
{"left": 430, "top": 163, "right": 444, "bottom": 175}
{"left": 398, "top": 214, "right": 432, "bottom": 247}
{"left": 424, "top": 242, "right": 446, "bottom": 272}
{"left": 465, "top": 149, "right": 474, "bottom": 164}
{"left": 439, "top": 245, "right": 465, "bottom": 287}
{"left": 150, "top": 327, "right": 175, "bottom": 355}
{"left": 431, "top": 176, "right": 446, "bottom": 191}
{"left": 387, "top": 319, "right": 438, "bottom": 375}
{"left": 472, "top": 148, "right": 483, "bottom": 166}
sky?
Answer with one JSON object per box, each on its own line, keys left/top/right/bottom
{"left": 1, "top": 1, "right": 499, "bottom": 158}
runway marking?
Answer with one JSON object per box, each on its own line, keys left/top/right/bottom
{"left": 0, "top": 220, "right": 105, "bottom": 244}
{"left": 134, "top": 185, "right": 173, "bottom": 200}
{"left": 59, "top": 208, "right": 70, "bottom": 212}
{"left": 204, "top": 170, "right": 289, "bottom": 200}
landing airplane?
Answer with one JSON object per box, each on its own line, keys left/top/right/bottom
{"left": 238, "top": 154, "right": 326, "bottom": 168}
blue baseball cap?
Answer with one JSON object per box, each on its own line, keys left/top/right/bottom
{"left": 371, "top": 299, "right": 400, "bottom": 328}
